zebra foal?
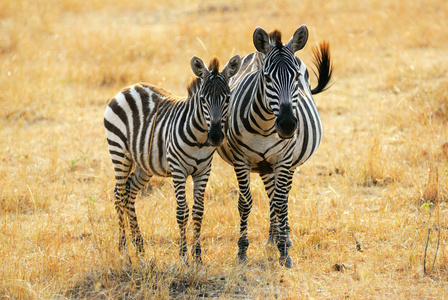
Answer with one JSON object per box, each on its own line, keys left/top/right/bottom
{"left": 217, "top": 25, "right": 333, "bottom": 268}
{"left": 104, "top": 55, "right": 241, "bottom": 263}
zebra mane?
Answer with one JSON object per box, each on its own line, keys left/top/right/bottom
{"left": 187, "top": 77, "right": 202, "bottom": 98}
{"left": 269, "top": 30, "right": 283, "bottom": 50}
{"left": 208, "top": 57, "right": 220, "bottom": 76}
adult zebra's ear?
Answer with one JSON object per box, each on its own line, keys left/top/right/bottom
{"left": 286, "top": 25, "right": 308, "bottom": 53}
{"left": 253, "top": 27, "right": 270, "bottom": 54}
{"left": 191, "top": 56, "right": 209, "bottom": 79}
{"left": 222, "top": 55, "right": 241, "bottom": 80}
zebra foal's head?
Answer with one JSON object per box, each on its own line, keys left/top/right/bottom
{"left": 190, "top": 55, "right": 241, "bottom": 147}
{"left": 254, "top": 25, "right": 310, "bottom": 139}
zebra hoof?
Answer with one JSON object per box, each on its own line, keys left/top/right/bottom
{"left": 236, "top": 253, "right": 248, "bottom": 265}
{"left": 193, "top": 255, "right": 203, "bottom": 265}
{"left": 136, "top": 245, "right": 145, "bottom": 256}
{"left": 118, "top": 238, "right": 127, "bottom": 252}
{"left": 265, "top": 234, "right": 277, "bottom": 247}
{"left": 178, "top": 255, "right": 190, "bottom": 268}
{"left": 279, "top": 255, "right": 293, "bottom": 269}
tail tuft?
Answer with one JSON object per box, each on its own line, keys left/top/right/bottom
{"left": 311, "top": 41, "right": 333, "bottom": 95}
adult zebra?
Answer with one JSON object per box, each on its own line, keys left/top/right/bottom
{"left": 217, "top": 25, "right": 333, "bottom": 268}
{"left": 104, "top": 55, "right": 241, "bottom": 263}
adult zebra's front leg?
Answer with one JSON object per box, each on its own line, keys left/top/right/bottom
{"left": 261, "top": 172, "right": 293, "bottom": 248}
{"left": 234, "top": 163, "right": 253, "bottom": 263}
{"left": 271, "top": 167, "right": 294, "bottom": 268}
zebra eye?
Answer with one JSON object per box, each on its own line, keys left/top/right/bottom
{"left": 200, "top": 96, "right": 206, "bottom": 103}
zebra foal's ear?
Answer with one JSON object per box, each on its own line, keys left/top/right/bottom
{"left": 286, "top": 24, "right": 308, "bottom": 52}
{"left": 253, "top": 26, "right": 270, "bottom": 54}
{"left": 222, "top": 55, "right": 241, "bottom": 80}
{"left": 191, "top": 56, "right": 209, "bottom": 78}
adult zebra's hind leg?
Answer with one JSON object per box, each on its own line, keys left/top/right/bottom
{"left": 260, "top": 173, "right": 277, "bottom": 247}
{"left": 260, "top": 173, "right": 293, "bottom": 248}
{"left": 191, "top": 170, "right": 211, "bottom": 264}
{"left": 272, "top": 168, "right": 294, "bottom": 268}
{"left": 125, "top": 166, "right": 152, "bottom": 254}
{"left": 235, "top": 164, "right": 253, "bottom": 263}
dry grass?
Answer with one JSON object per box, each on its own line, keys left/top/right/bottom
{"left": 1, "top": 0, "right": 448, "bottom": 298}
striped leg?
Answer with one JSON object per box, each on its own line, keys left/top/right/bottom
{"left": 172, "top": 171, "right": 189, "bottom": 262}
{"left": 272, "top": 167, "right": 294, "bottom": 268}
{"left": 191, "top": 169, "right": 211, "bottom": 263}
{"left": 261, "top": 172, "right": 293, "bottom": 248}
{"left": 114, "top": 189, "right": 127, "bottom": 252}
{"left": 234, "top": 164, "right": 253, "bottom": 263}
{"left": 125, "top": 166, "right": 152, "bottom": 254}
{"left": 260, "top": 173, "right": 277, "bottom": 246}
{"left": 111, "top": 152, "right": 133, "bottom": 252}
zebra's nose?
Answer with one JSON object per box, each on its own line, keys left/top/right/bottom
{"left": 207, "top": 121, "right": 224, "bottom": 147}
{"left": 275, "top": 104, "right": 297, "bottom": 139}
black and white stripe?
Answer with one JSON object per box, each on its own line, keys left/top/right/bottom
{"left": 217, "top": 26, "right": 332, "bottom": 268}
{"left": 104, "top": 55, "right": 241, "bottom": 262}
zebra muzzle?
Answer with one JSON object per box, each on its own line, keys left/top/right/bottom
{"left": 275, "top": 104, "right": 297, "bottom": 139}
{"left": 207, "top": 121, "right": 224, "bottom": 147}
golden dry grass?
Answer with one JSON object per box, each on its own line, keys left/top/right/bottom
{"left": 1, "top": 0, "right": 448, "bottom": 298}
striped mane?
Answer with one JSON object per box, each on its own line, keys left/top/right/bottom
{"left": 187, "top": 77, "right": 202, "bottom": 98}
{"left": 269, "top": 30, "right": 283, "bottom": 49}
{"left": 208, "top": 57, "right": 219, "bottom": 76}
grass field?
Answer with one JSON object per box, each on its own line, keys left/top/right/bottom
{"left": 1, "top": 0, "right": 448, "bottom": 298}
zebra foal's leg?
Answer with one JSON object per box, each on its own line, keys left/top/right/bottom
{"left": 172, "top": 172, "right": 190, "bottom": 262}
{"left": 125, "top": 166, "right": 152, "bottom": 254}
{"left": 234, "top": 164, "right": 253, "bottom": 263}
{"left": 114, "top": 188, "right": 127, "bottom": 252}
{"left": 111, "top": 153, "right": 133, "bottom": 252}
{"left": 191, "top": 170, "right": 210, "bottom": 263}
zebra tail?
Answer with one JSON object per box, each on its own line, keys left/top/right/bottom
{"left": 311, "top": 41, "right": 333, "bottom": 95}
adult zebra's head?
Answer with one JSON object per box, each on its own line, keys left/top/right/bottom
{"left": 190, "top": 55, "right": 241, "bottom": 147}
{"left": 254, "top": 25, "right": 310, "bottom": 139}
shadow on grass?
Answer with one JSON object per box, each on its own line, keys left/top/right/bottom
{"left": 65, "top": 259, "right": 263, "bottom": 299}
